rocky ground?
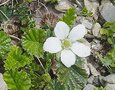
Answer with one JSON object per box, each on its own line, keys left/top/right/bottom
{"left": 0, "top": 0, "right": 115, "bottom": 90}
{"left": 34, "top": 0, "right": 115, "bottom": 90}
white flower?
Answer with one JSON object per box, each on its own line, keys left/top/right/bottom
{"left": 43, "top": 21, "right": 91, "bottom": 67}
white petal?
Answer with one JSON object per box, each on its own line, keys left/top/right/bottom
{"left": 54, "top": 21, "right": 70, "bottom": 40}
{"left": 68, "top": 24, "right": 87, "bottom": 41}
{"left": 61, "top": 50, "right": 76, "bottom": 67}
{"left": 71, "top": 42, "right": 91, "bottom": 57}
{"left": 43, "top": 37, "right": 62, "bottom": 53}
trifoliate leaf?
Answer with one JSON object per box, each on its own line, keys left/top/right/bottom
{"left": 0, "top": 31, "right": 11, "bottom": 58}
{"left": 22, "top": 28, "right": 47, "bottom": 57}
{"left": 61, "top": 8, "right": 76, "bottom": 27}
{"left": 4, "top": 70, "right": 31, "bottom": 90}
{"left": 4, "top": 45, "right": 33, "bottom": 70}
{"left": 57, "top": 64, "right": 88, "bottom": 90}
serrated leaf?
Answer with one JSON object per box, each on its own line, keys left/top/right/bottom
{"left": 44, "top": 80, "right": 65, "bottom": 90}
{"left": 4, "top": 45, "right": 33, "bottom": 70}
{"left": 61, "top": 8, "right": 76, "bottom": 27}
{"left": 22, "top": 28, "right": 47, "bottom": 57}
{"left": 57, "top": 64, "right": 88, "bottom": 90}
{"left": 4, "top": 69, "right": 31, "bottom": 90}
{"left": 0, "top": 31, "right": 11, "bottom": 58}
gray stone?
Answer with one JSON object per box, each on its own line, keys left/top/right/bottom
{"left": 99, "top": 3, "right": 115, "bottom": 21}
{"left": 84, "top": 0, "right": 99, "bottom": 20}
{"left": 0, "top": 73, "right": 8, "bottom": 90}
{"left": 106, "top": 83, "right": 115, "bottom": 90}
{"left": 101, "top": 0, "right": 111, "bottom": 5}
{"left": 83, "top": 60, "right": 90, "bottom": 76}
{"left": 92, "top": 23, "right": 101, "bottom": 37}
{"left": 103, "top": 74, "right": 115, "bottom": 84}
{"left": 55, "top": 0, "right": 72, "bottom": 12}
{"left": 82, "top": 19, "right": 93, "bottom": 30}
{"left": 83, "top": 84, "right": 96, "bottom": 90}
{"left": 87, "top": 75, "right": 95, "bottom": 84}
{"left": 88, "top": 63, "right": 100, "bottom": 76}
{"left": 91, "top": 39, "right": 103, "bottom": 51}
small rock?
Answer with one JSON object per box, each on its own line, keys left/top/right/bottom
{"left": 82, "top": 20, "right": 93, "bottom": 30}
{"left": 88, "top": 63, "right": 100, "bottom": 76}
{"left": 83, "top": 84, "right": 96, "bottom": 90}
{"left": 101, "top": 0, "right": 111, "bottom": 5}
{"left": 92, "top": 23, "right": 101, "bottom": 37}
{"left": 102, "top": 74, "right": 115, "bottom": 84}
{"left": 99, "top": 3, "right": 115, "bottom": 21}
{"left": 91, "top": 39, "right": 103, "bottom": 51}
{"left": 33, "top": 17, "right": 41, "bottom": 28}
{"left": 87, "top": 75, "right": 95, "bottom": 84}
{"left": 55, "top": 0, "right": 72, "bottom": 12}
{"left": 84, "top": 0, "right": 99, "bottom": 20}
{"left": 83, "top": 60, "right": 90, "bottom": 76}
{"left": 106, "top": 83, "right": 115, "bottom": 90}
{"left": 0, "top": 73, "right": 8, "bottom": 90}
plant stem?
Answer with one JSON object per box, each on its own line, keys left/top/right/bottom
{"left": 36, "top": 56, "right": 46, "bottom": 73}
{"left": 0, "top": 10, "right": 9, "bottom": 20}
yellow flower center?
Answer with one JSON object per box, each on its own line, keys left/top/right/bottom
{"left": 63, "top": 39, "right": 72, "bottom": 48}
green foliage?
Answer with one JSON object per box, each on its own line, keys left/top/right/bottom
{"left": 0, "top": 31, "right": 11, "bottom": 58}
{"left": 13, "top": 2, "right": 35, "bottom": 28}
{"left": 81, "top": 7, "right": 93, "bottom": 17}
{"left": 4, "top": 69, "right": 31, "bottom": 90}
{"left": 111, "top": 0, "right": 115, "bottom": 4}
{"left": 44, "top": 62, "right": 88, "bottom": 90}
{"left": 94, "top": 87, "right": 106, "bottom": 90}
{"left": 44, "top": 80, "right": 65, "bottom": 90}
{"left": 0, "top": 5, "right": 12, "bottom": 21}
{"left": 46, "top": 0, "right": 58, "bottom": 3}
{"left": 61, "top": 8, "right": 76, "bottom": 27}
{"left": 4, "top": 45, "right": 33, "bottom": 70}
{"left": 101, "top": 48, "right": 115, "bottom": 68}
{"left": 22, "top": 28, "right": 47, "bottom": 57}
{"left": 100, "top": 21, "right": 115, "bottom": 72}
{"left": 100, "top": 21, "right": 115, "bottom": 45}
{"left": 57, "top": 64, "right": 88, "bottom": 90}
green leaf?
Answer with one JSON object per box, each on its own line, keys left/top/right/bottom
{"left": 57, "top": 64, "right": 88, "bottom": 90}
{"left": 44, "top": 80, "right": 65, "bottom": 90}
{"left": 80, "top": 7, "right": 93, "bottom": 17}
{"left": 0, "top": 31, "right": 11, "bottom": 58}
{"left": 4, "top": 69, "right": 31, "bottom": 90}
{"left": 0, "top": 5, "right": 12, "bottom": 21}
{"left": 22, "top": 28, "right": 47, "bottom": 57}
{"left": 4, "top": 45, "right": 33, "bottom": 70}
{"left": 94, "top": 87, "right": 106, "bottom": 90}
{"left": 61, "top": 8, "right": 76, "bottom": 27}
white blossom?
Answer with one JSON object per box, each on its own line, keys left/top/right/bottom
{"left": 43, "top": 21, "right": 91, "bottom": 67}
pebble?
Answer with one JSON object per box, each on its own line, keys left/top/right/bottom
{"left": 83, "top": 60, "right": 90, "bottom": 76}
{"left": 102, "top": 74, "right": 115, "bottom": 84}
{"left": 88, "top": 63, "right": 100, "bottom": 76}
{"left": 55, "top": 0, "right": 72, "bottom": 12}
{"left": 99, "top": 3, "right": 115, "bottom": 21}
{"left": 87, "top": 75, "right": 95, "bottom": 84}
{"left": 82, "top": 19, "right": 93, "bottom": 30}
{"left": 106, "top": 83, "right": 115, "bottom": 90}
{"left": 83, "top": 84, "right": 96, "bottom": 90}
{"left": 84, "top": 0, "right": 99, "bottom": 20}
{"left": 92, "top": 23, "right": 101, "bottom": 37}
{"left": 0, "top": 73, "right": 7, "bottom": 90}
